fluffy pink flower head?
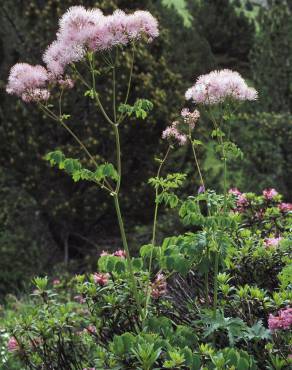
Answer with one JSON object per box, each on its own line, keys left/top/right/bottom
{"left": 268, "top": 308, "right": 292, "bottom": 331}
{"left": 151, "top": 273, "right": 167, "bottom": 299}
{"left": 43, "top": 40, "right": 85, "bottom": 77}
{"left": 278, "top": 202, "right": 292, "bottom": 213}
{"left": 264, "top": 237, "right": 282, "bottom": 248}
{"left": 113, "top": 249, "right": 126, "bottom": 258}
{"left": 162, "top": 121, "right": 187, "bottom": 146}
{"left": 263, "top": 188, "right": 278, "bottom": 200}
{"left": 58, "top": 6, "right": 104, "bottom": 45}
{"left": 6, "top": 63, "right": 50, "bottom": 102}
{"left": 127, "top": 10, "right": 159, "bottom": 41}
{"left": 185, "top": 69, "right": 258, "bottom": 105}
{"left": 181, "top": 108, "right": 200, "bottom": 129}
{"left": 7, "top": 337, "right": 19, "bottom": 352}
{"left": 93, "top": 272, "right": 109, "bottom": 286}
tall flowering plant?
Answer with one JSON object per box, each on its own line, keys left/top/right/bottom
{"left": 6, "top": 5, "right": 159, "bottom": 316}
{"left": 158, "top": 69, "right": 258, "bottom": 316}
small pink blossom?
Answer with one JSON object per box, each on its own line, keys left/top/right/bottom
{"left": 113, "top": 249, "right": 126, "bottom": 258}
{"left": 93, "top": 273, "right": 109, "bottom": 286}
{"left": 268, "top": 308, "right": 292, "bottom": 331}
{"left": 263, "top": 188, "right": 278, "bottom": 200}
{"left": 162, "top": 121, "right": 187, "bottom": 146}
{"left": 151, "top": 273, "right": 167, "bottom": 299}
{"left": 185, "top": 69, "right": 258, "bottom": 105}
{"left": 278, "top": 203, "right": 292, "bottom": 213}
{"left": 264, "top": 237, "right": 282, "bottom": 248}
{"left": 58, "top": 78, "right": 74, "bottom": 89}
{"left": 7, "top": 337, "right": 19, "bottom": 352}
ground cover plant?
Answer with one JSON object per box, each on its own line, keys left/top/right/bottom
{"left": 1, "top": 4, "right": 292, "bottom": 370}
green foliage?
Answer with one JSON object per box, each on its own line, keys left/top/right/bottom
{"left": 44, "top": 150, "right": 119, "bottom": 183}
{"left": 118, "top": 99, "right": 154, "bottom": 120}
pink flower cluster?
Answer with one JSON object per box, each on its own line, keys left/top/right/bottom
{"left": 263, "top": 188, "right": 278, "bottom": 200}
{"left": 6, "top": 63, "right": 50, "bottom": 102}
{"left": 264, "top": 237, "right": 282, "bottom": 248}
{"left": 100, "top": 249, "right": 126, "bottom": 258}
{"left": 7, "top": 337, "right": 19, "bottom": 352}
{"left": 43, "top": 6, "right": 159, "bottom": 77}
{"left": 93, "top": 272, "right": 109, "bottom": 286}
{"left": 268, "top": 307, "right": 292, "bottom": 331}
{"left": 278, "top": 203, "right": 292, "bottom": 213}
{"left": 185, "top": 69, "right": 258, "bottom": 105}
{"left": 181, "top": 108, "right": 200, "bottom": 129}
{"left": 151, "top": 273, "right": 167, "bottom": 299}
{"left": 162, "top": 121, "right": 187, "bottom": 146}
{"left": 6, "top": 6, "right": 158, "bottom": 101}
{"left": 228, "top": 188, "right": 248, "bottom": 212}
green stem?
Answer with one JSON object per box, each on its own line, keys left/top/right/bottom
{"left": 213, "top": 249, "right": 219, "bottom": 318}
{"left": 188, "top": 128, "right": 205, "bottom": 189}
{"left": 113, "top": 193, "right": 141, "bottom": 313}
{"left": 143, "top": 145, "right": 171, "bottom": 319}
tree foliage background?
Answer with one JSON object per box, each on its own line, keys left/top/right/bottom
{"left": 0, "top": 0, "right": 291, "bottom": 296}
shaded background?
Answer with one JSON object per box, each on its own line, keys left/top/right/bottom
{"left": 0, "top": 0, "right": 291, "bottom": 297}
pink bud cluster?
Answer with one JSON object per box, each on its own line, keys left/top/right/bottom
{"left": 100, "top": 249, "right": 126, "bottom": 258}
{"left": 6, "top": 63, "right": 50, "bottom": 102}
{"left": 7, "top": 337, "right": 19, "bottom": 352}
{"left": 264, "top": 237, "right": 282, "bottom": 248}
{"left": 93, "top": 272, "right": 110, "bottom": 286}
{"left": 151, "top": 273, "right": 167, "bottom": 299}
{"left": 43, "top": 6, "right": 159, "bottom": 77}
{"left": 162, "top": 121, "right": 187, "bottom": 146}
{"left": 263, "top": 188, "right": 278, "bottom": 200}
{"left": 268, "top": 308, "right": 292, "bottom": 331}
{"left": 185, "top": 69, "right": 258, "bottom": 105}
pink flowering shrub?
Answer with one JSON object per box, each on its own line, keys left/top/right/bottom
{"left": 268, "top": 308, "right": 292, "bottom": 331}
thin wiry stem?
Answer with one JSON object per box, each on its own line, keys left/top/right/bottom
{"left": 143, "top": 145, "right": 171, "bottom": 319}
